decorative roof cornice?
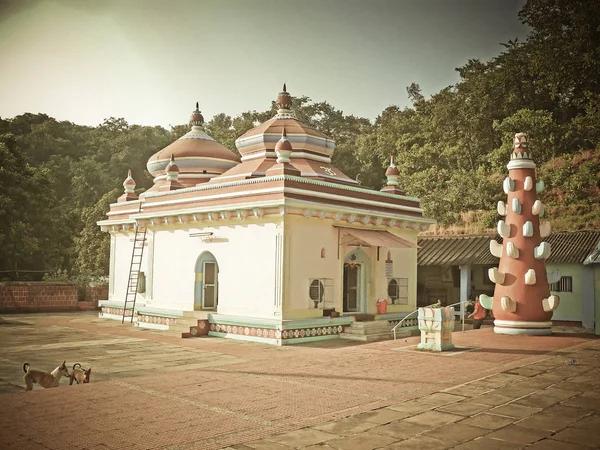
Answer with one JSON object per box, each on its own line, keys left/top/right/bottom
{"left": 140, "top": 174, "right": 420, "bottom": 203}
{"left": 98, "top": 198, "right": 434, "bottom": 232}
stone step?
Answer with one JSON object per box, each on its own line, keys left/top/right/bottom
{"left": 173, "top": 318, "right": 201, "bottom": 327}
{"left": 167, "top": 325, "right": 196, "bottom": 335}
{"left": 151, "top": 329, "right": 186, "bottom": 338}
{"left": 348, "top": 321, "right": 392, "bottom": 330}
{"left": 340, "top": 329, "right": 410, "bottom": 342}
{"left": 182, "top": 311, "right": 211, "bottom": 319}
{"left": 342, "top": 326, "right": 391, "bottom": 336}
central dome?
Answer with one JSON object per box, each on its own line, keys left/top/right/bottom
{"left": 234, "top": 84, "right": 335, "bottom": 159}
{"left": 147, "top": 103, "right": 240, "bottom": 188}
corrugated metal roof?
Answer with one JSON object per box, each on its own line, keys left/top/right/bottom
{"left": 547, "top": 231, "right": 600, "bottom": 264}
{"left": 417, "top": 231, "right": 600, "bottom": 266}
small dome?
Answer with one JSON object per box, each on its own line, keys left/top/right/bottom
{"left": 274, "top": 128, "right": 293, "bottom": 153}
{"left": 147, "top": 102, "right": 240, "bottom": 187}
{"left": 165, "top": 155, "right": 179, "bottom": 173}
{"left": 123, "top": 169, "right": 136, "bottom": 187}
{"left": 385, "top": 156, "right": 399, "bottom": 176}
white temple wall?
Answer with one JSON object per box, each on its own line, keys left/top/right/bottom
{"left": 109, "top": 232, "right": 138, "bottom": 302}
{"left": 149, "top": 220, "right": 280, "bottom": 317}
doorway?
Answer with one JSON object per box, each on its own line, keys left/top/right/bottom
{"left": 342, "top": 249, "right": 370, "bottom": 313}
{"left": 343, "top": 263, "right": 360, "bottom": 312}
{"left": 194, "top": 252, "right": 218, "bottom": 311}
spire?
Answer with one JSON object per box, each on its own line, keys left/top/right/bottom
{"left": 275, "top": 127, "right": 293, "bottom": 164}
{"left": 275, "top": 83, "right": 296, "bottom": 118}
{"left": 190, "top": 102, "right": 204, "bottom": 127}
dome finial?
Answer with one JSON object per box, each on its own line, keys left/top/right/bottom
{"left": 123, "top": 169, "right": 136, "bottom": 193}
{"left": 275, "top": 83, "right": 296, "bottom": 119}
{"left": 190, "top": 102, "right": 204, "bottom": 127}
{"left": 118, "top": 169, "right": 138, "bottom": 202}
{"left": 275, "top": 126, "right": 293, "bottom": 164}
{"left": 385, "top": 155, "right": 400, "bottom": 186}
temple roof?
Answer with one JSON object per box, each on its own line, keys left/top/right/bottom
{"left": 146, "top": 103, "right": 240, "bottom": 188}
{"left": 211, "top": 85, "right": 355, "bottom": 186}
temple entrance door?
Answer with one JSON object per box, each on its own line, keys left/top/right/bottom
{"left": 343, "top": 263, "right": 361, "bottom": 312}
{"left": 202, "top": 262, "right": 217, "bottom": 309}
{"left": 194, "top": 252, "right": 218, "bottom": 311}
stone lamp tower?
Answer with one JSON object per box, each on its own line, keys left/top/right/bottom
{"left": 480, "top": 133, "right": 560, "bottom": 335}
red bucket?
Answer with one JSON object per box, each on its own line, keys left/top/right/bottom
{"left": 377, "top": 300, "right": 388, "bottom": 314}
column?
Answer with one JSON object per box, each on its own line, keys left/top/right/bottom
{"left": 459, "top": 264, "right": 472, "bottom": 319}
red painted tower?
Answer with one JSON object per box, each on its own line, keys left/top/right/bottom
{"left": 479, "top": 133, "right": 560, "bottom": 335}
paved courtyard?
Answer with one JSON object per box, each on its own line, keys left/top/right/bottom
{"left": 0, "top": 312, "right": 599, "bottom": 450}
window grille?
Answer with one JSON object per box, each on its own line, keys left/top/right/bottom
{"left": 388, "top": 278, "right": 408, "bottom": 305}
{"left": 309, "top": 278, "right": 334, "bottom": 309}
{"left": 550, "top": 276, "right": 572, "bottom": 293}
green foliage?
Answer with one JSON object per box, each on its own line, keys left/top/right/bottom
{"left": 0, "top": 133, "right": 59, "bottom": 277}
{"left": 74, "top": 188, "right": 120, "bottom": 282}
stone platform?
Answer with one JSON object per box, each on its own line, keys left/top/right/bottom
{"left": 0, "top": 311, "right": 598, "bottom": 449}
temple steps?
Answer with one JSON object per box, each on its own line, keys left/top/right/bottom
{"left": 340, "top": 320, "right": 411, "bottom": 342}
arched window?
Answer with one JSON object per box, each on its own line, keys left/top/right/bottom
{"left": 320, "top": 247, "right": 326, "bottom": 258}
{"left": 309, "top": 279, "right": 324, "bottom": 302}
{"left": 388, "top": 279, "right": 399, "bottom": 301}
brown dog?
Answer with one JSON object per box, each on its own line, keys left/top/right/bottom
{"left": 69, "top": 363, "right": 91, "bottom": 385}
{"left": 23, "top": 361, "right": 70, "bottom": 391}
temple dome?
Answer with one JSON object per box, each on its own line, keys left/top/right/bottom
{"left": 234, "top": 84, "right": 335, "bottom": 160}
{"left": 147, "top": 103, "right": 240, "bottom": 187}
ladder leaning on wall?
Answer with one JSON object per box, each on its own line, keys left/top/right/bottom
{"left": 122, "top": 221, "right": 146, "bottom": 324}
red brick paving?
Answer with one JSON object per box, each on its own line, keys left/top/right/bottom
{"left": 0, "top": 315, "right": 598, "bottom": 449}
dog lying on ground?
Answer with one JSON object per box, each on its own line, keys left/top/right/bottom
{"left": 69, "top": 363, "right": 91, "bottom": 385}
{"left": 23, "top": 361, "right": 70, "bottom": 391}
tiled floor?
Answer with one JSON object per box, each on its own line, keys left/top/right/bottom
{"left": 0, "top": 312, "right": 598, "bottom": 449}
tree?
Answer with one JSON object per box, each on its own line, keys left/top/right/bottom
{"left": 73, "top": 188, "right": 120, "bottom": 281}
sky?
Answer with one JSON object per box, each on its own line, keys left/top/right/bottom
{"left": 0, "top": 0, "right": 528, "bottom": 128}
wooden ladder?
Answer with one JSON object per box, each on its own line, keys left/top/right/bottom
{"left": 122, "top": 222, "right": 146, "bottom": 324}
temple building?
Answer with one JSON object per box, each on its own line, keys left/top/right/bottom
{"left": 98, "top": 85, "right": 435, "bottom": 345}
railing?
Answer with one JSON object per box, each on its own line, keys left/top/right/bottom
{"left": 391, "top": 300, "right": 473, "bottom": 340}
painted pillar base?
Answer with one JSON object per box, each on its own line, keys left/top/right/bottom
{"left": 493, "top": 319, "right": 553, "bottom": 336}
{"left": 417, "top": 306, "right": 455, "bottom": 351}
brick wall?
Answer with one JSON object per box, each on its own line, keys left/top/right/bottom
{"left": 0, "top": 282, "right": 78, "bottom": 313}
{"left": 85, "top": 284, "right": 108, "bottom": 305}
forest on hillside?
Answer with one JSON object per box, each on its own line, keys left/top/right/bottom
{"left": 1, "top": 0, "right": 599, "bottom": 282}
